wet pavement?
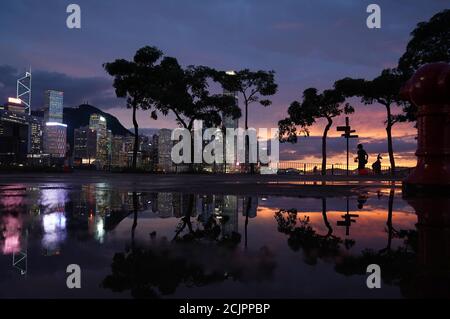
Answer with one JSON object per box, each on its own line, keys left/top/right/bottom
{"left": 1, "top": 175, "right": 448, "bottom": 299}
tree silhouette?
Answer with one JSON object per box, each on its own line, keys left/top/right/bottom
{"left": 104, "top": 46, "right": 163, "bottom": 170}
{"left": 213, "top": 69, "right": 278, "bottom": 173}
{"left": 380, "top": 189, "right": 398, "bottom": 253}
{"left": 321, "top": 198, "right": 333, "bottom": 238}
{"left": 278, "top": 88, "right": 354, "bottom": 176}
{"left": 151, "top": 60, "right": 241, "bottom": 170}
{"left": 335, "top": 69, "right": 404, "bottom": 174}
{"left": 397, "top": 9, "right": 450, "bottom": 122}
{"left": 102, "top": 198, "right": 276, "bottom": 298}
{"left": 398, "top": 9, "right": 450, "bottom": 78}
{"left": 153, "top": 61, "right": 240, "bottom": 131}
{"left": 274, "top": 208, "right": 345, "bottom": 265}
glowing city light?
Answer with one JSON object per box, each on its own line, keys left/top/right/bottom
{"left": 8, "top": 97, "right": 22, "bottom": 104}
{"left": 45, "top": 122, "right": 68, "bottom": 127}
{"left": 42, "top": 212, "right": 67, "bottom": 251}
{"left": 1, "top": 215, "right": 22, "bottom": 254}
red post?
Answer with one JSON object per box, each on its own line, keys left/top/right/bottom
{"left": 400, "top": 62, "right": 450, "bottom": 194}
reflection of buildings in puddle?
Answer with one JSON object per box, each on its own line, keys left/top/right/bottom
{"left": 88, "top": 214, "right": 105, "bottom": 243}
{"left": 42, "top": 212, "right": 66, "bottom": 255}
{"left": 195, "top": 195, "right": 258, "bottom": 237}
{"left": 198, "top": 195, "right": 239, "bottom": 236}
{"left": 156, "top": 193, "right": 176, "bottom": 218}
{"left": 153, "top": 193, "right": 196, "bottom": 219}
{"left": 218, "top": 195, "right": 238, "bottom": 236}
{"left": 1, "top": 214, "right": 23, "bottom": 254}
{"left": 40, "top": 187, "right": 69, "bottom": 214}
{"left": 95, "top": 185, "right": 113, "bottom": 215}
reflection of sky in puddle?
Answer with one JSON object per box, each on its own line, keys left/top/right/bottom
{"left": 0, "top": 183, "right": 443, "bottom": 298}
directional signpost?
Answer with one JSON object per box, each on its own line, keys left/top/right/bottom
{"left": 336, "top": 117, "right": 358, "bottom": 176}
{"left": 336, "top": 197, "right": 359, "bottom": 236}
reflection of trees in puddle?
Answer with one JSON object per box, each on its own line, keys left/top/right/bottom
{"left": 274, "top": 190, "right": 450, "bottom": 297}
{"left": 275, "top": 206, "right": 351, "bottom": 265}
{"left": 102, "top": 193, "right": 276, "bottom": 298}
{"left": 173, "top": 194, "right": 240, "bottom": 247}
{"left": 334, "top": 189, "right": 418, "bottom": 292}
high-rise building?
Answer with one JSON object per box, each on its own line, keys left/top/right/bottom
{"left": 89, "top": 114, "right": 106, "bottom": 131}
{"left": 73, "top": 126, "right": 97, "bottom": 165}
{"left": 44, "top": 90, "right": 64, "bottom": 123}
{"left": 17, "top": 71, "right": 32, "bottom": 115}
{"left": 29, "top": 117, "right": 44, "bottom": 154}
{"left": 222, "top": 88, "right": 239, "bottom": 173}
{"left": 0, "top": 109, "right": 29, "bottom": 164}
{"left": 111, "top": 135, "right": 127, "bottom": 168}
{"left": 157, "top": 129, "right": 174, "bottom": 172}
{"left": 89, "top": 114, "right": 110, "bottom": 169}
{"left": 43, "top": 122, "right": 67, "bottom": 158}
{"left": 151, "top": 134, "right": 159, "bottom": 171}
{"left": 43, "top": 90, "right": 67, "bottom": 159}
{"left": 6, "top": 97, "right": 26, "bottom": 114}
{"left": 0, "top": 100, "right": 44, "bottom": 165}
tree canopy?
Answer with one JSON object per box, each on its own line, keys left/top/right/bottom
{"left": 103, "top": 46, "right": 164, "bottom": 169}
{"left": 152, "top": 59, "right": 241, "bottom": 130}
{"left": 398, "top": 9, "right": 450, "bottom": 77}
{"left": 279, "top": 88, "right": 353, "bottom": 143}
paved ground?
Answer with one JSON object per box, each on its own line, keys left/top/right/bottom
{"left": 0, "top": 171, "right": 403, "bottom": 197}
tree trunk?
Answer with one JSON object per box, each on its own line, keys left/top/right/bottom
{"left": 244, "top": 196, "right": 251, "bottom": 249}
{"left": 321, "top": 118, "right": 333, "bottom": 176}
{"left": 321, "top": 197, "right": 332, "bottom": 237}
{"left": 386, "top": 189, "right": 394, "bottom": 251}
{"left": 131, "top": 192, "right": 138, "bottom": 251}
{"left": 132, "top": 103, "right": 139, "bottom": 170}
{"left": 385, "top": 104, "right": 396, "bottom": 175}
{"left": 190, "top": 131, "right": 195, "bottom": 173}
{"left": 244, "top": 101, "right": 254, "bottom": 174}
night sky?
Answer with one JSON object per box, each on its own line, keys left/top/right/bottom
{"left": 1, "top": 0, "right": 448, "bottom": 165}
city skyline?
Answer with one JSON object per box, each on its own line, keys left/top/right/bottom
{"left": 1, "top": 1, "right": 448, "bottom": 166}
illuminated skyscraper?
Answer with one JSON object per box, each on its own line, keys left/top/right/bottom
{"left": 29, "top": 117, "right": 44, "bottom": 154}
{"left": 222, "top": 87, "right": 239, "bottom": 173}
{"left": 0, "top": 109, "right": 29, "bottom": 164}
{"left": 6, "top": 97, "right": 26, "bottom": 114}
{"left": 89, "top": 114, "right": 110, "bottom": 169}
{"left": 44, "top": 90, "right": 64, "bottom": 123}
{"left": 158, "top": 129, "right": 174, "bottom": 172}
{"left": 89, "top": 113, "right": 106, "bottom": 130}
{"left": 43, "top": 122, "right": 67, "bottom": 158}
{"left": 43, "top": 90, "right": 67, "bottom": 158}
{"left": 17, "top": 71, "right": 32, "bottom": 115}
{"left": 73, "top": 126, "right": 97, "bottom": 165}
{"left": 111, "top": 135, "right": 127, "bottom": 168}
